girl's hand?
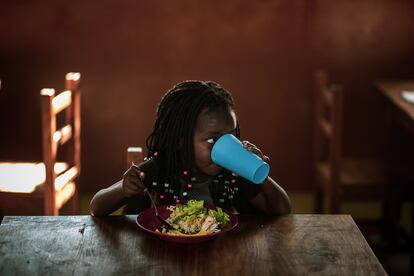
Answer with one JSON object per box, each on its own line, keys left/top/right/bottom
{"left": 242, "top": 140, "right": 270, "bottom": 163}
{"left": 121, "top": 164, "right": 146, "bottom": 198}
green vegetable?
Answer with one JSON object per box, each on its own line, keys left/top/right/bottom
{"left": 208, "top": 207, "right": 230, "bottom": 225}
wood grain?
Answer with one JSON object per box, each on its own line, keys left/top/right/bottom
{"left": 0, "top": 215, "right": 386, "bottom": 275}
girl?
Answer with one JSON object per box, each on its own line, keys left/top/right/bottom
{"left": 90, "top": 81, "right": 291, "bottom": 216}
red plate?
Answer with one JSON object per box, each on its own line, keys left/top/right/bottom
{"left": 136, "top": 205, "right": 238, "bottom": 243}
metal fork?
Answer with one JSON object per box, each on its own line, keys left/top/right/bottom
{"left": 144, "top": 188, "right": 174, "bottom": 230}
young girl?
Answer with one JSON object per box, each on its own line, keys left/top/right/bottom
{"left": 90, "top": 81, "right": 291, "bottom": 216}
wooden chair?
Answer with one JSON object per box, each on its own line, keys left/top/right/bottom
{"left": 126, "top": 147, "right": 144, "bottom": 169}
{"left": 313, "top": 70, "right": 391, "bottom": 214}
{"left": 121, "top": 146, "right": 147, "bottom": 214}
{"left": 0, "top": 72, "right": 81, "bottom": 216}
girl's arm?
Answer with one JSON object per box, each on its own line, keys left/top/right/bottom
{"left": 250, "top": 177, "right": 291, "bottom": 215}
{"left": 242, "top": 140, "right": 291, "bottom": 215}
{"left": 89, "top": 180, "right": 127, "bottom": 216}
{"left": 90, "top": 164, "right": 145, "bottom": 216}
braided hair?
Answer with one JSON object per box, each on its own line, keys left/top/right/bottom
{"left": 145, "top": 80, "right": 240, "bottom": 201}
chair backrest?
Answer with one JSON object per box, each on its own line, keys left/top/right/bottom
{"left": 313, "top": 70, "right": 344, "bottom": 187}
{"left": 127, "top": 147, "right": 144, "bottom": 169}
{"left": 40, "top": 72, "right": 81, "bottom": 215}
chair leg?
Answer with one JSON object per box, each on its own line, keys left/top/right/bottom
{"left": 314, "top": 187, "right": 324, "bottom": 214}
{"left": 330, "top": 199, "right": 340, "bottom": 214}
{"left": 381, "top": 197, "right": 402, "bottom": 243}
{"left": 70, "top": 188, "right": 79, "bottom": 214}
{"left": 410, "top": 203, "right": 414, "bottom": 276}
{"left": 330, "top": 189, "right": 340, "bottom": 214}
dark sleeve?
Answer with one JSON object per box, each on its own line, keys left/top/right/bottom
{"left": 238, "top": 177, "right": 262, "bottom": 201}
{"left": 123, "top": 194, "right": 151, "bottom": 215}
{"left": 233, "top": 177, "right": 263, "bottom": 214}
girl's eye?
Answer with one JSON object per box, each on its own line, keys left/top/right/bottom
{"left": 207, "top": 138, "right": 216, "bottom": 144}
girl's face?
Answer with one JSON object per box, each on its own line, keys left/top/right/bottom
{"left": 192, "top": 107, "right": 237, "bottom": 181}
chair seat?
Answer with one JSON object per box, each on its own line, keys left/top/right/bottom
{"left": 0, "top": 162, "right": 77, "bottom": 212}
{"left": 317, "top": 159, "right": 386, "bottom": 186}
{"left": 317, "top": 159, "right": 387, "bottom": 200}
{"left": 0, "top": 162, "right": 69, "bottom": 193}
{"left": 316, "top": 159, "right": 414, "bottom": 200}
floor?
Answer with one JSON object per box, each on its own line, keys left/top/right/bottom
{"left": 2, "top": 192, "right": 412, "bottom": 275}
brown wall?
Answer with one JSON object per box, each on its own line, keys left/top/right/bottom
{"left": 1, "top": 1, "right": 413, "bottom": 193}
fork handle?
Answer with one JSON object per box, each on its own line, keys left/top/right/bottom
{"left": 144, "top": 188, "right": 159, "bottom": 217}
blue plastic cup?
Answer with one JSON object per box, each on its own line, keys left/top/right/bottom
{"left": 211, "top": 134, "right": 270, "bottom": 184}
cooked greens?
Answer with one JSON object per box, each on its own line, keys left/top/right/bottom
{"left": 161, "top": 200, "right": 230, "bottom": 235}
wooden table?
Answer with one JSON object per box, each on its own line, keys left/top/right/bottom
{"left": 375, "top": 80, "right": 414, "bottom": 274}
{"left": 0, "top": 215, "right": 386, "bottom": 275}
{"left": 375, "top": 81, "right": 414, "bottom": 136}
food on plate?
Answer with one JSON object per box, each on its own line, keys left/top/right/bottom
{"left": 156, "top": 200, "right": 230, "bottom": 236}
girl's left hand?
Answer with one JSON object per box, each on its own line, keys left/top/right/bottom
{"left": 242, "top": 140, "right": 270, "bottom": 163}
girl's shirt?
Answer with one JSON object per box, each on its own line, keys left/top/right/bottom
{"left": 178, "top": 178, "right": 215, "bottom": 206}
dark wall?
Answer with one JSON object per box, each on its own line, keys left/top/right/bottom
{"left": 1, "top": 1, "right": 413, "bottom": 193}
{"left": 311, "top": 1, "right": 414, "bottom": 158}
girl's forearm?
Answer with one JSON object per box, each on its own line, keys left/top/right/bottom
{"left": 253, "top": 177, "right": 291, "bottom": 215}
{"left": 89, "top": 180, "right": 128, "bottom": 216}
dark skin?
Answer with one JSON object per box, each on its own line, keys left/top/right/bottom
{"left": 90, "top": 107, "right": 291, "bottom": 216}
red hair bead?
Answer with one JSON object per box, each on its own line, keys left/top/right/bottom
{"left": 159, "top": 195, "right": 165, "bottom": 199}
{"left": 187, "top": 183, "right": 192, "bottom": 188}
{"left": 183, "top": 171, "right": 189, "bottom": 176}
{"left": 231, "top": 179, "right": 236, "bottom": 183}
